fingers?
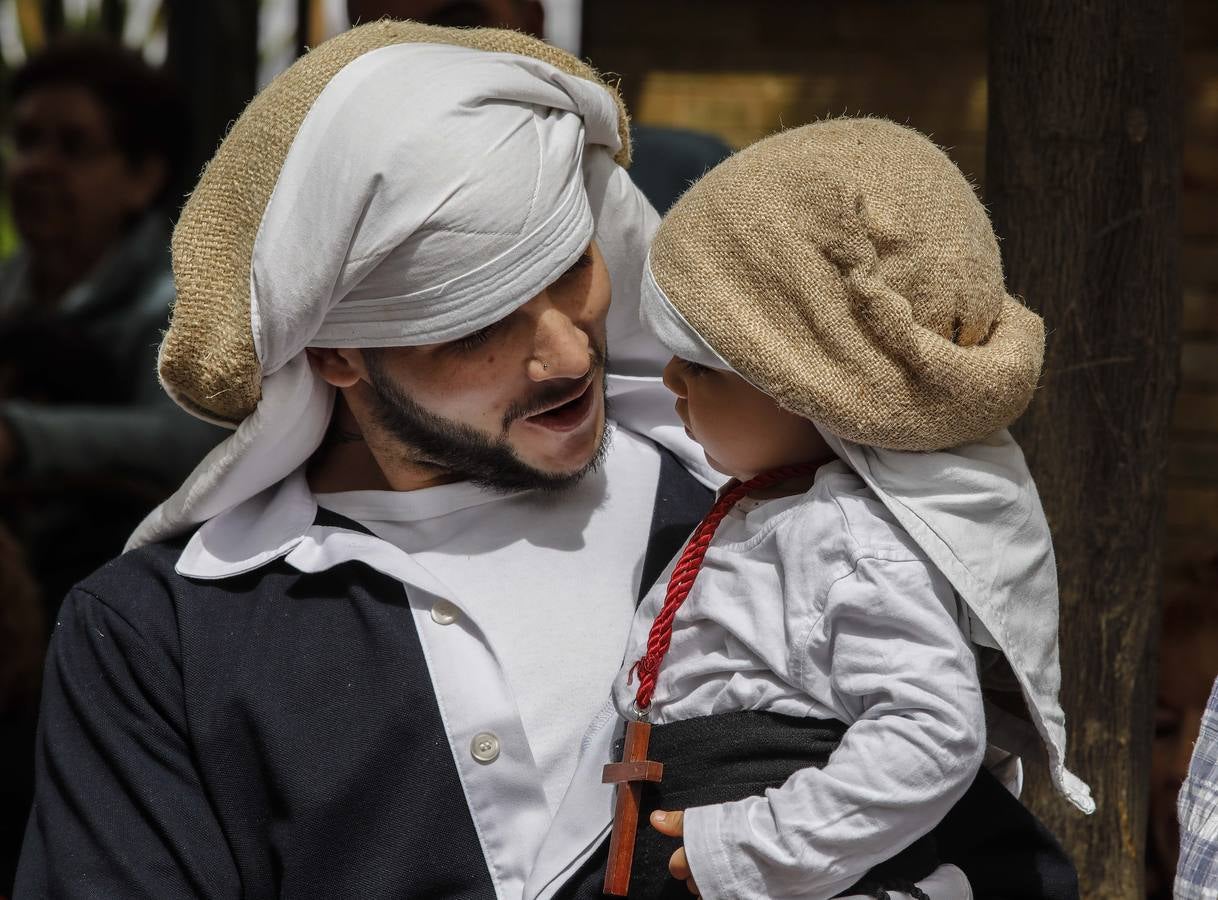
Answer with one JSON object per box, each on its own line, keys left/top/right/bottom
{"left": 668, "top": 846, "right": 691, "bottom": 880}
{"left": 650, "top": 808, "right": 684, "bottom": 837}
{"left": 654, "top": 812, "right": 699, "bottom": 894}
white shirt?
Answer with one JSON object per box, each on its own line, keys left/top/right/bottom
{"left": 314, "top": 423, "right": 657, "bottom": 812}
{"left": 610, "top": 461, "right": 986, "bottom": 900}
{"left": 176, "top": 422, "right": 689, "bottom": 900}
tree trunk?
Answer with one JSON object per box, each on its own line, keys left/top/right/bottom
{"left": 986, "top": 1, "right": 1181, "bottom": 896}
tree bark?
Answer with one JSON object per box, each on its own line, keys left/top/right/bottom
{"left": 986, "top": 1, "right": 1181, "bottom": 896}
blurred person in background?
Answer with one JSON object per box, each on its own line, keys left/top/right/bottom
{"left": 346, "top": 0, "right": 733, "bottom": 214}
{"left": 1151, "top": 563, "right": 1218, "bottom": 898}
{"left": 0, "top": 37, "right": 222, "bottom": 613}
{"left": 0, "top": 525, "right": 43, "bottom": 897}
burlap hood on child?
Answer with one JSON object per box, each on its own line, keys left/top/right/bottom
{"left": 641, "top": 118, "right": 1093, "bottom": 813}
{"left": 649, "top": 117, "right": 1043, "bottom": 452}
{"left": 161, "top": 20, "right": 631, "bottom": 426}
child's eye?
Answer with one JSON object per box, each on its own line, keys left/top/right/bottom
{"left": 680, "top": 359, "right": 712, "bottom": 377}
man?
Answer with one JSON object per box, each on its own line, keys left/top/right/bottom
{"left": 16, "top": 22, "right": 715, "bottom": 900}
{"left": 346, "top": 0, "right": 734, "bottom": 214}
{"left": 0, "top": 38, "right": 222, "bottom": 605}
{"left": 0, "top": 42, "right": 222, "bottom": 894}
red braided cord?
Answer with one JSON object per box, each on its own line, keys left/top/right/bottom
{"left": 631, "top": 461, "right": 822, "bottom": 712}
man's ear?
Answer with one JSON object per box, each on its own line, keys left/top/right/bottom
{"left": 306, "top": 347, "right": 366, "bottom": 388}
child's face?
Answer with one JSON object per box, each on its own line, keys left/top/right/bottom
{"left": 662, "top": 357, "right": 832, "bottom": 481}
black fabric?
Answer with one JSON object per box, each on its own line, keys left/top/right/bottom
{"left": 15, "top": 442, "right": 713, "bottom": 899}
{"left": 555, "top": 712, "right": 935, "bottom": 900}
{"left": 557, "top": 711, "right": 1079, "bottom": 900}
{"left": 17, "top": 544, "right": 496, "bottom": 900}
{"left": 636, "top": 444, "right": 712, "bottom": 604}
{"left": 935, "top": 765, "right": 1080, "bottom": 899}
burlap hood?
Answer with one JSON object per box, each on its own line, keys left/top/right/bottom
{"left": 648, "top": 117, "right": 1044, "bottom": 452}
{"left": 161, "top": 20, "right": 630, "bottom": 426}
{"left": 126, "top": 23, "right": 700, "bottom": 552}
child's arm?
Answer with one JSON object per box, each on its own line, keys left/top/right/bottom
{"left": 679, "top": 555, "right": 986, "bottom": 900}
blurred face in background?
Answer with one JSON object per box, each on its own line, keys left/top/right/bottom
{"left": 6, "top": 84, "right": 164, "bottom": 261}
{"left": 346, "top": 0, "right": 543, "bottom": 33}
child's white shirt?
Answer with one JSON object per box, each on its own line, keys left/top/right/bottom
{"left": 611, "top": 459, "right": 986, "bottom": 900}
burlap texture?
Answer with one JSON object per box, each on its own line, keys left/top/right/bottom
{"left": 162, "top": 21, "right": 631, "bottom": 424}
{"left": 650, "top": 117, "right": 1044, "bottom": 451}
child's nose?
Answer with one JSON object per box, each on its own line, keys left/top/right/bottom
{"left": 661, "top": 357, "right": 687, "bottom": 397}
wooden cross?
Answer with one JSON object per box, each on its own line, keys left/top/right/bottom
{"left": 601, "top": 719, "right": 664, "bottom": 896}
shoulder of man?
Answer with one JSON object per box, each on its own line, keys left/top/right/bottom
{"left": 68, "top": 536, "right": 194, "bottom": 633}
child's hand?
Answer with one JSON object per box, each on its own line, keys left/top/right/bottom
{"left": 650, "top": 810, "right": 700, "bottom": 896}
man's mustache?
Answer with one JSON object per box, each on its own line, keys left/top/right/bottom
{"left": 501, "top": 342, "right": 608, "bottom": 430}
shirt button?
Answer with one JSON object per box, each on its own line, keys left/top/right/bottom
{"left": 430, "top": 600, "right": 459, "bottom": 625}
{"left": 470, "top": 732, "right": 500, "bottom": 764}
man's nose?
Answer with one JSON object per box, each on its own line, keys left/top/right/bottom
{"left": 527, "top": 307, "right": 592, "bottom": 381}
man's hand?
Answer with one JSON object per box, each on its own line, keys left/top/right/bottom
{"left": 650, "top": 809, "right": 700, "bottom": 896}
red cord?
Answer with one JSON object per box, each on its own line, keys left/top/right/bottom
{"left": 631, "top": 461, "right": 822, "bottom": 712}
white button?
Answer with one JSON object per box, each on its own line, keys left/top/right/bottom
{"left": 470, "top": 732, "right": 500, "bottom": 763}
{"left": 430, "top": 600, "right": 459, "bottom": 625}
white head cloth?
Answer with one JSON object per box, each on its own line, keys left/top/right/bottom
{"left": 129, "top": 42, "right": 669, "bottom": 549}
{"left": 640, "top": 256, "right": 1095, "bottom": 814}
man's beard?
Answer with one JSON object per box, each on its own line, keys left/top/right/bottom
{"left": 363, "top": 347, "right": 611, "bottom": 494}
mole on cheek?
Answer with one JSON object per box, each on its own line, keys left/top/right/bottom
{"left": 485, "top": 355, "right": 496, "bottom": 366}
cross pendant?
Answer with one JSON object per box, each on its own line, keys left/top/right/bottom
{"left": 601, "top": 719, "right": 664, "bottom": 896}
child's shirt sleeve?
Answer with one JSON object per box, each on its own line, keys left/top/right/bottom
{"left": 681, "top": 553, "right": 986, "bottom": 900}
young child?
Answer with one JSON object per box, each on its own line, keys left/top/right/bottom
{"left": 577, "top": 118, "right": 1094, "bottom": 900}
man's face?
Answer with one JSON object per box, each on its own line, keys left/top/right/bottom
{"left": 355, "top": 242, "right": 612, "bottom": 492}
{"left": 5, "top": 84, "right": 162, "bottom": 252}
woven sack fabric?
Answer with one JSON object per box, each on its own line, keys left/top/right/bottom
{"left": 162, "top": 21, "right": 631, "bottom": 424}
{"left": 650, "top": 117, "right": 1044, "bottom": 451}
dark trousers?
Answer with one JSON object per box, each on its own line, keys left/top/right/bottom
{"left": 556, "top": 711, "right": 1078, "bottom": 900}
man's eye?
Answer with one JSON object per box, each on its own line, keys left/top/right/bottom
{"left": 453, "top": 321, "right": 500, "bottom": 352}
{"left": 557, "top": 248, "right": 593, "bottom": 281}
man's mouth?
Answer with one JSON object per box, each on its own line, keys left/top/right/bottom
{"left": 522, "top": 379, "right": 597, "bottom": 433}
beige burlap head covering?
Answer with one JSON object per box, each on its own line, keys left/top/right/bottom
{"left": 126, "top": 22, "right": 692, "bottom": 551}
{"left": 644, "top": 117, "right": 1043, "bottom": 452}
{"left": 162, "top": 20, "right": 630, "bottom": 426}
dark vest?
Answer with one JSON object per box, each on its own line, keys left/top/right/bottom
{"left": 16, "top": 446, "right": 713, "bottom": 900}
